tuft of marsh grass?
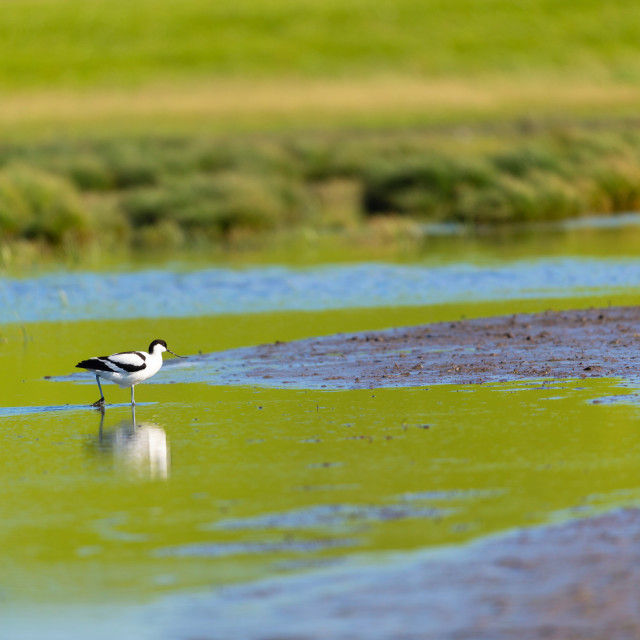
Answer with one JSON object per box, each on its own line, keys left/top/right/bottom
{"left": 360, "top": 128, "right": 640, "bottom": 224}
{"left": 122, "top": 169, "right": 310, "bottom": 244}
{"left": 362, "top": 156, "right": 497, "bottom": 219}
{"left": 452, "top": 173, "right": 584, "bottom": 224}
{"left": 0, "top": 165, "right": 90, "bottom": 246}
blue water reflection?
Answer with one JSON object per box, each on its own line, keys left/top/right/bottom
{"left": 1, "top": 257, "right": 640, "bottom": 324}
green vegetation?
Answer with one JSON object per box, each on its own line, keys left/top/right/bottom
{"left": 0, "top": 165, "right": 90, "bottom": 245}
{"left": 2, "top": 0, "right": 640, "bottom": 256}
{"left": 3, "top": 127, "right": 640, "bottom": 256}
{"left": 1, "top": 0, "right": 640, "bottom": 136}
{"left": 362, "top": 130, "right": 640, "bottom": 224}
{"left": 1, "top": 0, "right": 639, "bottom": 90}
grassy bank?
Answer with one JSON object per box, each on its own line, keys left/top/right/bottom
{"left": 2, "top": 125, "right": 640, "bottom": 259}
{"left": 1, "top": 0, "right": 640, "bottom": 137}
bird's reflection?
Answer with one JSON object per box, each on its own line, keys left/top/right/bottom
{"left": 91, "top": 405, "right": 170, "bottom": 480}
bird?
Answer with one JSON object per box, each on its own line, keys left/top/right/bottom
{"left": 76, "top": 339, "right": 185, "bottom": 407}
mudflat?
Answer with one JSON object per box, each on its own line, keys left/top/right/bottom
{"left": 216, "top": 305, "right": 640, "bottom": 389}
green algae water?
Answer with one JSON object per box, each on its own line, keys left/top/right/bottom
{"left": 1, "top": 311, "right": 640, "bottom": 610}
{"left": 2, "top": 236, "right": 640, "bottom": 635}
{"left": 2, "top": 372, "right": 640, "bottom": 606}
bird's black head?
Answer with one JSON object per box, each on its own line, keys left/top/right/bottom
{"left": 149, "top": 338, "right": 185, "bottom": 358}
{"left": 149, "top": 339, "right": 168, "bottom": 353}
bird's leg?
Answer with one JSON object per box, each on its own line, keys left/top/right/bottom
{"left": 92, "top": 375, "right": 105, "bottom": 408}
{"left": 131, "top": 385, "right": 135, "bottom": 406}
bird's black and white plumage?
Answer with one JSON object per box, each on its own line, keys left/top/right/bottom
{"left": 76, "top": 339, "right": 185, "bottom": 407}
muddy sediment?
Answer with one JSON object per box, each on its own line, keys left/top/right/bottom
{"left": 168, "top": 508, "right": 640, "bottom": 640}
{"left": 213, "top": 305, "right": 640, "bottom": 388}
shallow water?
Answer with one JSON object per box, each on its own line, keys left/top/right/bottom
{"left": 3, "top": 372, "right": 640, "bottom": 608}
{"left": 3, "top": 222, "right": 640, "bottom": 636}
{"left": 2, "top": 257, "right": 640, "bottom": 324}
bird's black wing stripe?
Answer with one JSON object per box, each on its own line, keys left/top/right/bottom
{"left": 76, "top": 357, "right": 118, "bottom": 373}
{"left": 105, "top": 356, "right": 147, "bottom": 373}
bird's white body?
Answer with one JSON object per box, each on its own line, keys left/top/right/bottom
{"left": 90, "top": 348, "right": 165, "bottom": 388}
{"left": 76, "top": 339, "right": 184, "bottom": 406}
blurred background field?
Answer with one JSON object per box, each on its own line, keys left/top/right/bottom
{"left": 3, "top": 0, "right": 640, "bottom": 129}
{"left": 2, "top": 0, "right": 640, "bottom": 259}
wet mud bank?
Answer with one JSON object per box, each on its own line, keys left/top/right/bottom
{"left": 173, "top": 305, "right": 640, "bottom": 640}
{"left": 165, "top": 508, "right": 640, "bottom": 640}
{"left": 210, "top": 305, "right": 640, "bottom": 388}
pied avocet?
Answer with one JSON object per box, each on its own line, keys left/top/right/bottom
{"left": 76, "top": 339, "right": 185, "bottom": 407}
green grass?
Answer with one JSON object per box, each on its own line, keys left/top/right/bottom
{"left": 2, "top": 0, "right": 640, "bottom": 90}
{"left": 0, "top": 0, "right": 638, "bottom": 139}
{"left": 0, "top": 164, "right": 90, "bottom": 245}
{"left": 2, "top": 0, "right": 640, "bottom": 138}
